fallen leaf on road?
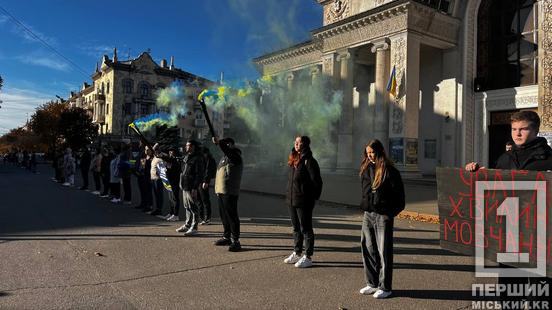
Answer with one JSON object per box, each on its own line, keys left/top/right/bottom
{"left": 94, "top": 252, "right": 105, "bottom": 257}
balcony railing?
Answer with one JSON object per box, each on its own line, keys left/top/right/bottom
{"left": 93, "top": 114, "right": 105, "bottom": 124}
{"left": 93, "top": 94, "right": 105, "bottom": 102}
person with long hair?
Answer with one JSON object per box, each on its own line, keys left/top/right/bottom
{"left": 358, "top": 139, "right": 405, "bottom": 299}
{"left": 284, "top": 136, "right": 323, "bottom": 268}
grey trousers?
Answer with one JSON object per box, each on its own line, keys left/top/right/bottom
{"left": 182, "top": 190, "right": 200, "bottom": 230}
{"left": 361, "top": 211, "right": 394, "bottom": 291}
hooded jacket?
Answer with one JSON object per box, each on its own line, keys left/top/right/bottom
{"left": 495, "top": 137, "right": 552, "bottom": 171}
{"left": 286, "top": 148, "right": 323, "bottom": 208}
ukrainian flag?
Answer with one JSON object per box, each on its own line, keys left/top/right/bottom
{"left": 386, "top": 65, "right": 397, "bottom": 98}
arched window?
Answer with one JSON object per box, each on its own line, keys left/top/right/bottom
{"left": 476, "top": 0, "right": 538, "bottom": 91}
{"left": 122, "top": 79, "right": 133, "bottom": 94}
{"left": 138, "top": 81, "right": 150, "bottom": 98}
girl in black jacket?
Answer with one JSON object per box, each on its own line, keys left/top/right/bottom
{"left": 284, "top": 136, "right": 323, "bottom": 268}
{"left": 359, "top": 139, "right": 404, "bottom": 299}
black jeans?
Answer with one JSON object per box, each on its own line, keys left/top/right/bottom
{"left": 101, "top": 174, "right": 110, "bottom": 195}
{"left": 152, "top": 179, "right": 164, "bottom": 212}
{"left": 168, "top": 185, "right": 181, "bottom": 216}
{"left": 110, "top": 182, "right": 120, "bottom": 199}
{"left": 361, "top": 211, "right": 394, "bottom": 291}
{"left": 288, "top": 205, "right": 315, "bottom": 257}
{"left": 218, "top": 194, "right": 240, "bottom": 241}
{"left": 198, "top": 187, "right": 212, "bottom": 221}
{"left": 81, "top": 168, "right": 89, "bottom": 188}
{"left": 92, "top": 171, "right": 101, "bottom": 191}
{"left": 137, "top": 176, "right": 153, "bottom": 208}
{"left": 122, "top": 176, "right": 131, "bottom": 202}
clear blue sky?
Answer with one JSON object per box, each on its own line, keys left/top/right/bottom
{"left": 0, "top": 0, "right": 322, "bottom": 135}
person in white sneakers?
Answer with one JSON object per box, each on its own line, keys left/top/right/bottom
{"left": 358, "top": 139, "right": 405, "bottom": 299}
{"left": 284, "top": 136, "right": 323, "bottom": 268}
{"left": 175, "top": 140, "right": 204, "bottom": 236}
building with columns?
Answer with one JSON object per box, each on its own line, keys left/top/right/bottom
{"left": 253, "top": 0, "right": 549, "bottom": 176}
{"left": 67, "top": 50, "right": 225, "bottom": 143}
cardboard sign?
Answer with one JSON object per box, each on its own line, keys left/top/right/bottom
{"left": 437, "top": 167, "right": 551, "bottom": 274}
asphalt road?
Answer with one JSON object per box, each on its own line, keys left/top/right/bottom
{"left": 0, "top": 164, "right": 490, "bottom": 310}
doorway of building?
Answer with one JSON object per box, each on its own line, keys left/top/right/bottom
{"left": 488, "top": 108, "right": 537, "bottom": 168}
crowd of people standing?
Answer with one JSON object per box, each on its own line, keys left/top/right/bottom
{"left": 14, "top": 133, "right": 407, "bottom": 299}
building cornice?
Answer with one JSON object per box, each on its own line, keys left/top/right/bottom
{"left": 253, "top": 40, "right": 322, "bottom": 66}
{"left": 254, "top": 0, "right": 460, "bottom": 74}
{"left": 312, "top": 0, "right": 410, "bottom": 39}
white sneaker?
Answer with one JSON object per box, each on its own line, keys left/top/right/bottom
{"left": 62, "top": 182, "right": 70, "bottom": 186}
{"left": 157, "top": 214, "right": 172, "bottom": 220}
{"left": 110, "top": 198, "right": 121, "bottom": 203}
{"left": 91, "top": 191, "right": 100, "bottom": 195}
{"left": 284, "top": 252, "right": 301, "bottom": 264}
{"left": 167, "top": 215, "right": 179, "bottom": 222}
{"left": 373, "top": 289, "right": 392, "bottom": 299}
{"left": 184, "top": 228, "right": 198, "bottom": 236}
{"left": 176, "top": 225, "right": 189, "bottom": 233}
{"left": 294, "top": 255, "right": 313, "bottom": 268}
{"left": 360, "top": 285, "right": 378, "bottom": 295}
{"left": 99, "top": 194, "right": 109, "bottom": 198}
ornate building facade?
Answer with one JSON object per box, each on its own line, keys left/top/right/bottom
{"left": 254, "top": 0, "right": 548, "bottom": 176}
{"left": 67, "top": 50, "right": 224, "bottom": 143}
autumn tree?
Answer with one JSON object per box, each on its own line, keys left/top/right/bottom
{"left": 29, "top": 100, "right": 67, "bottom": 156}
{"left": 58, "top": 107, "right": 98, "bottom": 150}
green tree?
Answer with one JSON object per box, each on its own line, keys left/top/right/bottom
{"left": 58, "top": 107, "right": 98, "bottom": 151}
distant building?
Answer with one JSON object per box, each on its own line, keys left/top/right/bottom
{"left": 67, "top": 49, "right": 225, "bottom": 144}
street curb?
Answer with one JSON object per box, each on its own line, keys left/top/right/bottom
{"left": 241, "top": 189, "right": 440, "bottom": 224}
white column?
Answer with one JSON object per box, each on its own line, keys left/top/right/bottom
{"left": 371, "top": 40, "right": 391, "bottom": 150}
{"left": 337, "top": 49, "right": 354, "bottom": 170}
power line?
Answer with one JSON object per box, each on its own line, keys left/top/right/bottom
{"left": 0, "top": 5, "right": 90, "bottom": 78}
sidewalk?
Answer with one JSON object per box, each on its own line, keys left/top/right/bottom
{"left": 241, "top": 169, "right": 439, "bottom": 222}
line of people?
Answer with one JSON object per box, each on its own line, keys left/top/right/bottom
{"left": 48, "top": 134, "right": 405, "bottom": 299}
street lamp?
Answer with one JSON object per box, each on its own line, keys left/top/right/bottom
{"left": 55, "top": 95, "right": 65, "bottom": 103}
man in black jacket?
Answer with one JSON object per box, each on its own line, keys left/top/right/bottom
{"left": 176, "top": 140, "right": 204, "bottom": 236}
{"left": 465, "top": 110, "right": 551, "bottom": 304}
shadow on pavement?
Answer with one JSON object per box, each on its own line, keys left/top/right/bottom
{"left": 0, "top": 291, "right": 9, "bottom": 298}
{"left": 392, "top": 289, "right": 490, "bottom": 301}
{"left": 395, "top": 262, "right": 474, "bottom": 272}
